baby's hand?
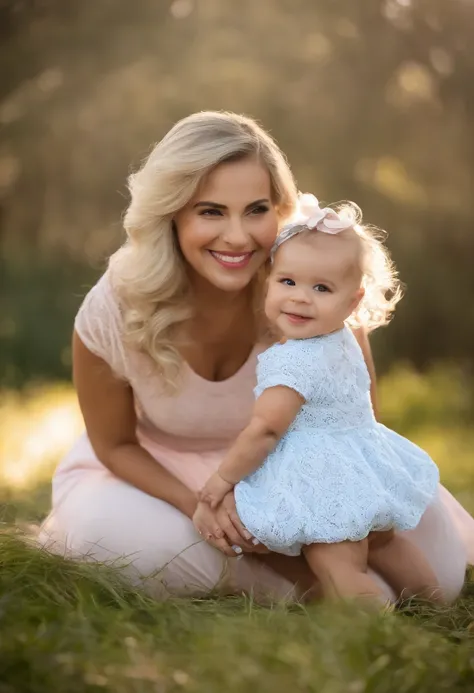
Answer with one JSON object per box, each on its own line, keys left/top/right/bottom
{"left": 199, "top": 473, "right": 235, "bottom": 509}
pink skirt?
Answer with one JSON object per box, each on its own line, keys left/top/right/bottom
{"left": 42, "top": 431, "right": 474, "bottom": 603}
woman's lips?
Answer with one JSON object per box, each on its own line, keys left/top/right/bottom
{"left": 209, "top": 250, "right": 254, "bottom": 269}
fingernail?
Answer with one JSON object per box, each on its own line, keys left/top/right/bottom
{"left": 232, "top": 545, "right": 243, "bottom": 554}
{"left": 243, "top": 531, "right": 252, "bottom": 540}
{"left": 252, "top": 538, "right": 259, "bottom": 546}
{"left": 236, "top": 555, "right": 243, "bottom": 561}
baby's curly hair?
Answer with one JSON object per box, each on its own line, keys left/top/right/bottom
{"left": 334, "top": 201, "right": 403, "bottom": 331}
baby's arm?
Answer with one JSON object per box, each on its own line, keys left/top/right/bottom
{"left": 199, "top": 386, "right": 304, "bottom": 508}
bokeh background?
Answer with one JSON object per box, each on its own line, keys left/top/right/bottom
{"left": 0, "top": 0, "right": 473, "bottom": 505}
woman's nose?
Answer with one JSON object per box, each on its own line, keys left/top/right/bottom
{"left": 221, "top": 218, "right": 249, "bottom": 248}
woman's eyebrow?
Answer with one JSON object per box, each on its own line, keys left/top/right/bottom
{"left": 245, "top": 198, "right": 270, "bottom": 209}
{"left": 193, "top": 201, "right": 227, "bottom": 209}
{"left": 193, "top": 198, "right": 270, "bottom": 211}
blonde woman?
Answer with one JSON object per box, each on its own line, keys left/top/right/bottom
{"left": 40, "top": 111, "right": 474, "bottom": 603}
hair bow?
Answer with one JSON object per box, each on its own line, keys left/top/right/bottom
{"left": 296, "top": 194, "right": 352, "bottom": 234}
{"left": 271, "top": 193, "right": 353, "bottom": 257}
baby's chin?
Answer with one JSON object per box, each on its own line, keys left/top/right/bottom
{"left": 278, "top": 324, "right": 323, "bottom": 340}
{"left": 278, "top": 320, "right": 345, "bottom": 340}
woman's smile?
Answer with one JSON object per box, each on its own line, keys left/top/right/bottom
{"left": 209, "top": 250, "right": 255, "bottom": 269}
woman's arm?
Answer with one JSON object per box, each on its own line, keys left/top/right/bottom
{"left": 353, "top": 327, "right": 379, "bottom": 420}
{"left": 73, "top": 331, "right": 197, "bottom": 519}
{"left": 199, "top": 386, "right": 303, "bottom": 506}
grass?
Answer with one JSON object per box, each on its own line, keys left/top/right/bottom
{"left": 1, "top": 364, "right": 474, "bottom": 691}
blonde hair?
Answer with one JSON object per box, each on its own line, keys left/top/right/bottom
{"left": 331, "top": 202, "right": 402, "bottom": 331}
{"left": 109, "top": 111, "right": 298, "bottom": 387}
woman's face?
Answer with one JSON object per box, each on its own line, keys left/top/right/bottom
{"left": 174, "top": 157, "right": 278, "bottom": 293}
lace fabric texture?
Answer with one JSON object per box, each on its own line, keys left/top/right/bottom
{"left": 235, "top": 328, "right": 440, "bottom": 556}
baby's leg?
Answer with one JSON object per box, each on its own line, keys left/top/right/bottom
{"left": 368, "top": 530, "right": 443, "bottom": 603}
{"left": 304, "top": 539, "right": 386, "bottom": 602}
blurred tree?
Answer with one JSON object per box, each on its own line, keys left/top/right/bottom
{"left": 0, "top": 0, "right": 473, "bottom": 385}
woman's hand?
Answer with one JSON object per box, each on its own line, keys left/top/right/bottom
{"left": 192, "top": 492, "right": 269, "bottom": 556}
{"left": 199, "top": 472, "right": 234, "bottom": 508}
{"left": 193, "top": 501, "right": 241, "bottom": 557}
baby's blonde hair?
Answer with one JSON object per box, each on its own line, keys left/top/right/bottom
{"left": 109, "top": 111, "right": 298, "bottom": 388}
{"left": 272, "top": 200, "right": 402, "bottom": 331}
{"left": 333, "top": 202, "right": 403, "bottom": 331}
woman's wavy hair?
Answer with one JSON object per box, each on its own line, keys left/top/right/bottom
{"left": 109, "top": 111, "right": 298, "bottom": 388}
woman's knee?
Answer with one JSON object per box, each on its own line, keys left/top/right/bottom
{"left": 403, "top": 498, "right": 467, "bottom": 602}
{"left": 41, "top": 477, "right": 228, "bottom": 599}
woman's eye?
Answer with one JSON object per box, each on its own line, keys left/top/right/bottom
{"left": 200, "top": 208, "right": 223, "bottom": 217}
{"left": 279, "top": 278, "right": 295, "bottom": 286}
{"left": 314, "top": 284, "right": 330, "bottom": 293}
{"left": 249, "top": 205, "right": 269, "bottom": 215}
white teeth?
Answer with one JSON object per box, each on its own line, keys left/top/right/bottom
{"left": 211, "top": 252, "right": 249, "bottom": 264}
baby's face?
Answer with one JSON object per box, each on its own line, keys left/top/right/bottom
{"left": 265, "top": 230, "right": 364, "bottom": 340}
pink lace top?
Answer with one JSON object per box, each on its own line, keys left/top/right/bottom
{"left": 74, "top": 272, "right": 259, "bottom": 455}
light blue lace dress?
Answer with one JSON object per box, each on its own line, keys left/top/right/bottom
{"left": 234, "top": 327, "right": 440, "bottom": 556}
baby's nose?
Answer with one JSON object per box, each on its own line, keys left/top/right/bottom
{"left": 294, "top": 287, "right": 312, "bottom": 303}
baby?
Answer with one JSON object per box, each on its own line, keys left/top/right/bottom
{"left": 199, "top": 194, "right": 441, "bottom": 604}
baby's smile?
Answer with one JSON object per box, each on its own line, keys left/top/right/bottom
{"left": 265, "top": 231, "right": 364, "bottom": 340}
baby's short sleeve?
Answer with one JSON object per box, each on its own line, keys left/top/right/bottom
{"left": 74, "top": 271, "right": 128, "bottom": 380}
{"left": 255, "top": 340, "right": 320, "bottom": 401}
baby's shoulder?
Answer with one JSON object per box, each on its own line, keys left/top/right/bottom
{"left": 260, "top": 328, "right": 350, "bottom": 362}
{"left": 258, "top": 336, "right": 324, "bottom": 368}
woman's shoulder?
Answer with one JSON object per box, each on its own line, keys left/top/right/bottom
{"left": 74, "top": 269, "right": 127, "bottom": 378}
{"left": 75, "top": 270, "right": 122, "bottom": 330}
{"left": 85, "top": 269, "right": 121, "bottom": 307}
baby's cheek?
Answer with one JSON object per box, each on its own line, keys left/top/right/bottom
{"left": 264, "top": 292, "right": 279, "bottom": 321}
{"left": 328, "top": 298, "right": 348, "bottom": 323}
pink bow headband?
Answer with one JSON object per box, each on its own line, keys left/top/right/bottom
{"left": 271, "top": 193, "right": 353, "bottom": 258}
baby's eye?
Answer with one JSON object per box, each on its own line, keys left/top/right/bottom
{"left": 314, "top": 284, "right": 330, "bottom": 293}
{"left": 279, "top": 278, "right": 295, "bottom": 286}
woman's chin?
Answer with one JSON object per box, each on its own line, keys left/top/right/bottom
{"left": 207, "top": 271, "right": 255, "bottom": 293}
{"left": 198, "top": 260, "right": 263, "bottom": 293}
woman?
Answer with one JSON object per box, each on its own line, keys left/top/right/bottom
{"left": 39, "top": 111, "right": 474, "bottom": 602}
